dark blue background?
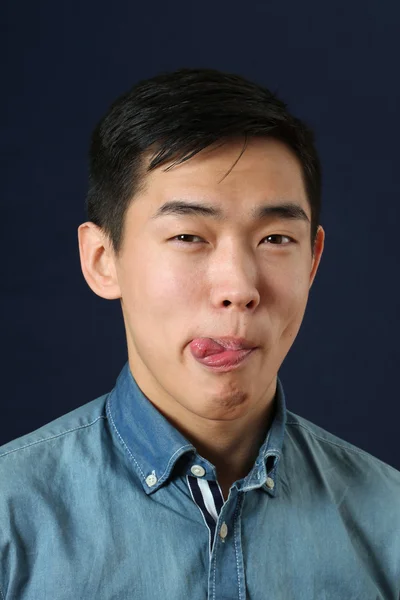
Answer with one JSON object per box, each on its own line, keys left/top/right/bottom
{"left": 2, "top": 1, "right": 399, "bottom": 469}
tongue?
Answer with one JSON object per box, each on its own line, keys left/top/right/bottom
{"left": 189, "top": 338, "right": 227, "bottom": 359}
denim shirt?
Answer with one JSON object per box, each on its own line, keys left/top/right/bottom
{"left": 1, "top": 361, "right": 400, "bottom": 600}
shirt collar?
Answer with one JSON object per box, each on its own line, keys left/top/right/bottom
{"left": 106, "top": 361, "right": 287, "bottom": 498}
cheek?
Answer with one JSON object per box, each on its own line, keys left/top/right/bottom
{"left": 132, "top": 256, "right": 200, "bottom": 314}
{"left": 287, "top": 270, "right": 310, "bottom": 305}
{"left": 267, "top": 260, "right": 307, "bottom": 294}
{"left": 270, "top": 267, "right": 310, "bottom": 323}
{"left": 280, "top": 271, "right": 311, "bottom": 337}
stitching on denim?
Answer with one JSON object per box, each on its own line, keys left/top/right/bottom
{"left": 0, "top": 416, "right": 106, "bottom": 459}
{"left": 286, "top": 420, "right": 400, "bottom": 475}
{"left": 212, "top": 530, "right": 218, "bottom": 600}
{"left": 106, "top": 396, "right": 146, "bottom": 480}
{"left": 157, "top": 444, "right": 194, "bottom": 482}
{"left": 233, "top": 493, "right": 245, "bottom": 600}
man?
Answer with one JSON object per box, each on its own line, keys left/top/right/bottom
{"left": 0, "top": 68, "right": 399, "bottom": 600}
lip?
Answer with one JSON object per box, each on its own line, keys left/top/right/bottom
{"left": 191, "top": 347, "right": 257, "bottom": 372}
{"left": 205, "top": 336, "right": 257, "bottom": 351}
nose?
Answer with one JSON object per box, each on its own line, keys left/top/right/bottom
{"left": 209, "top": 247, "right": 260, "bottom": 312}
{"left": 221, "top": 294, "right": 259, "bottom": 310}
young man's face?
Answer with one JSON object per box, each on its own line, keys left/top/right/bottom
{"left": 83, "top": 137, "right": 324, "bottom": 425}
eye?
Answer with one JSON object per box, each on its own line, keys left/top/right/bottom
{"left": 263, "top": 234, "right": 294, "bottom": 245}
{"left": 170, "top": 234, "right": 204, "bottom": 244}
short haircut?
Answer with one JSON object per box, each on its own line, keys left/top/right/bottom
{"left": 86, "top": 68, "right": 321, "bottom": 257}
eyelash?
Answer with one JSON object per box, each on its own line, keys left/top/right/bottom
{"left": 170, "top": 234, "right": 295, "bottom": 246}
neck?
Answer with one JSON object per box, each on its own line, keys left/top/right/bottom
{"left": 192, "top": 399, "right": 276, "bottom": 488}
{"left": 127, "top": 349, "right": 277, "bottom": 490}
{"left": 155, "top": 380, "right": 277, "bottom": 488}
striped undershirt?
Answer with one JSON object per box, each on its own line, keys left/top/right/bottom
{"left": 187, "top": 475, "right": 225, "bottom": 554}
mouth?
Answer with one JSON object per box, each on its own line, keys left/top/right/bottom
{"left": 188, "top": 336, "right": 258, "bottom": 372}
{"left": 190, "top": 347, "right": 257, "bottom": 372}
{"left": 189, "top": 336, "right": 258, "bottom": 356}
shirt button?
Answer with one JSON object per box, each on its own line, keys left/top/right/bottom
{"left": 266, "top": 477, "right": 275, "bottom": 489}
{"left": 191, "top": 465, "right": 206, "bottom": 477}
{"left": 219, "top": 522, "right": 228, "bottom": 539}
{"left": 146, "top": 473, "right": 158, "bottom": 487}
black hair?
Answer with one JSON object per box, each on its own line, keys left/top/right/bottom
{"left": 86, "top": 68, "right": 321, "bottom": 257}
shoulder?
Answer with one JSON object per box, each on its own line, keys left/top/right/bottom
{"left": 285, "top": 409, "right": 400, "bottom": 488}
{"left": 0, "top": 394, "right": 109, "bottom": 474}
{"left": 0, "top": 394, "right": 113, "bottom": 594}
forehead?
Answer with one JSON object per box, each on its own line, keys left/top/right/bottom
{"left": 133, "top": 137, "right": 310, "bottom": 222}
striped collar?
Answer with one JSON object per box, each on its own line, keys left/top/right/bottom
{"left": 106, "top": 361, "right": 287, "bottom": 498}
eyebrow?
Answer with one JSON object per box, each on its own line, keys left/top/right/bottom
{"left": 151, "top": 199, "right": 310, "bottom": 224}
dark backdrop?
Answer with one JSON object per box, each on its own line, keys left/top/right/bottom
{"left": 2, "top": 1, "right": 399, "bottom": 470}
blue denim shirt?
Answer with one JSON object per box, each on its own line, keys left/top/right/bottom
{"left": 1, "top": 361, "right": 400, "bottom": 599}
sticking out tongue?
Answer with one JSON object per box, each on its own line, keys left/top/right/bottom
{"left": 189, "top": 338, "right": 227, "bottom": 359}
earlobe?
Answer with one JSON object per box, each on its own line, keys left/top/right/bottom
{"left": 77, "top": 222, "right": 122, "bottom": 300}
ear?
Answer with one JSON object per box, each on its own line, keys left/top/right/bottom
{"left": 309, "top": 225, "right": 325, "bottom": 289}
{"left": 77, "top": 222, "right": 122, "bottom": 300}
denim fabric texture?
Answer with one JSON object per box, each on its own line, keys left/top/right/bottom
{"left": 1, "top": 361, "right": 399, "bottom": 599}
